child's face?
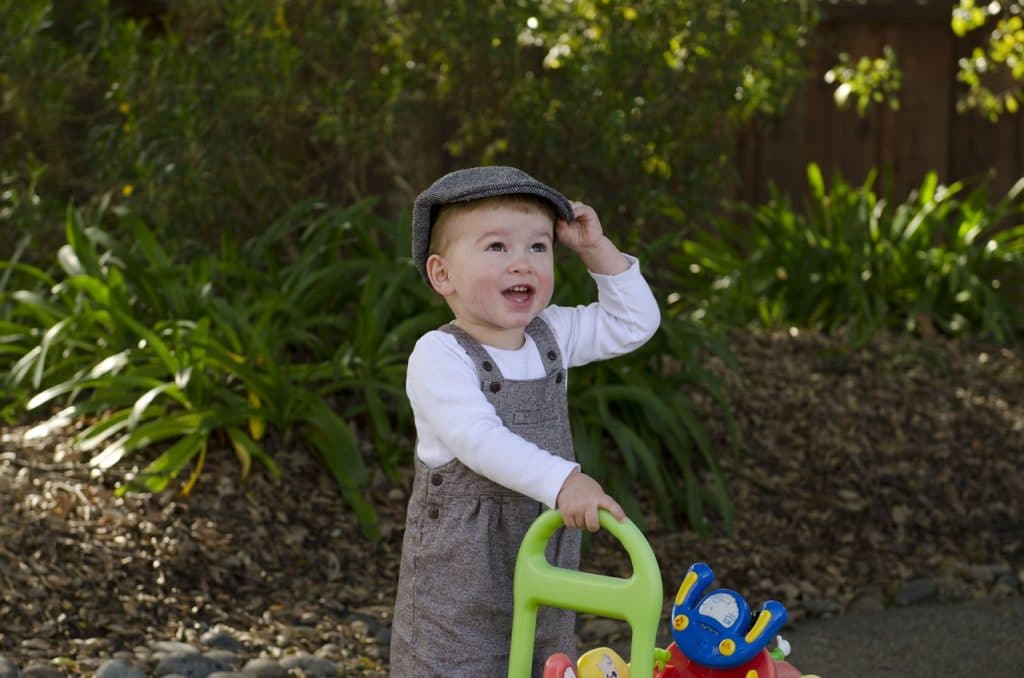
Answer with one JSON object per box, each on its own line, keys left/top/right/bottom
{"left": 427, "top": 202, "right": 555, "bottom": 349}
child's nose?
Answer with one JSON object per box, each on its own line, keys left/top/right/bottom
{"left": 508, "top": 251, "right": 532, "bottom": 273}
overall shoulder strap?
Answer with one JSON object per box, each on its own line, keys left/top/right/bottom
{"left": 438, "top": 323, "right": 505, "bottom": 382}
{"left": 525, "top": 316, "right": 562, "bottom": 370}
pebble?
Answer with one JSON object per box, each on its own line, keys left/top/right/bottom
{"left": 21, "top": 664, "right": 62, "bottom": 678}
{"left": 240, "top": 658, "right": 288, "bottom": 678}
{"left": 278, "top": 653, "right": 337, "bottom": 676}
{"left": 0, "top": 629, "right": 289, "bottom": 678}
{"left": 892, "top": 577, "right": 939, "bottom": 606}
{"left": 96, "top": 659, "right": 145, "bottom": 678}
{"left": 0, "top": 655, "right": 19, "bottom": 678}
{"left": 199, "top": 630, "right": 244, "bottom": 654}
{"left": 154, "top": 652, "right": 230, "bottom": 677}
{"left": 0, "top": 567, "right": 1017, "bottom": 677}
{"left": 846, "top": 584, "right": 885, "bottom": 613}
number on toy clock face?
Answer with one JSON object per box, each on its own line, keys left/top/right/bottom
{"left": 697, "top": 591, "right": 741, "bottom": 627}
{"left": 670, "top": 563, "right": 788, "bottom": 670}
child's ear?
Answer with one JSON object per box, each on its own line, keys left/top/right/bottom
{"left": 425, "top": 254, "right": 454, "bottom": 296}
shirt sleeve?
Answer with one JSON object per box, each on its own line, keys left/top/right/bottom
{"left": 543, "top": 254, "right": 661, "bottom": 367}
{"left": 406, "top": 331, "right": 579, "bottom": 507}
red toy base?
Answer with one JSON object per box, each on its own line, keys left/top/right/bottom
{"left": 669, "top": 643, "right": 804, "bottom": 678}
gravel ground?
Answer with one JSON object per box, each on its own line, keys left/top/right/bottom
{"left": 0, "top": 329, "right": 1021, "bottom": 676}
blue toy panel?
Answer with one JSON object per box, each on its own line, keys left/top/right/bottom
{"left": 670, "top": 563, "right": 788, "bottom": 669}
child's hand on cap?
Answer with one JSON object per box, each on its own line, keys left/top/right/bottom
{"left": 556, "top": 201, "right": 605, "bottom": 252}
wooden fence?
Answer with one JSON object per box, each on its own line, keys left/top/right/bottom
{"left": 738, "top": 1, "right": 1024, "bottom": 206}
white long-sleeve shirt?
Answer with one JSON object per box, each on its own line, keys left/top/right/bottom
{"left": 406, "top": 255, "right": 660, "bottom": 508}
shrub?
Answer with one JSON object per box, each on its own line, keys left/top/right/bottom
{"left": 0, "top": 0, "right": 816, "bottom": 251}
{"left": 1, "top": 196, "right": 739, "bottom": 535}
{"left": 390, "top": 0, "right": 816, "bottom": 235}
{"left": 0, "top": 197, "right": 448, "bottom": 538}
{"left": 676, "top": 164, "right": 1024, "bottom": 343}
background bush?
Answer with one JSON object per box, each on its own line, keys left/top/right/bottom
{"left": 676, "top": 164, "right": 1024, "bottom": 344}
{"left": 1, "top": 198, "right": 449, "bottom": 537}
{"left": 1, "top": 200, "right": 737, "bottom": 535}
{"left": 0, "top": 0, "right": 815, "bottom": 254}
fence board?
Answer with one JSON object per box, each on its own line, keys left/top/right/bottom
{"left": 738, "top": 5, "right": 1024, "bottom": 206}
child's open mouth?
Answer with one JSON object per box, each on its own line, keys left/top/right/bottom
{"left": 503, "top": 285, "right": 533, "bottom": 304}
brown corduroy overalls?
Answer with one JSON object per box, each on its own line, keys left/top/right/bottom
{"left": 390, "top": 317, "right": 581, "bottom": 677}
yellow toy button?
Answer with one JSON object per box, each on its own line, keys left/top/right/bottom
{"left": 745, "top": 609, "right": 773, "bottom": 643}
{"left": 675, "top": 570, "right": 699, "bottom": 605}
{"left": 719, "top": 638, "right": 736, "bottom": 656}
{"left": 673, "top": 614, "right": 689, "bottom": 631}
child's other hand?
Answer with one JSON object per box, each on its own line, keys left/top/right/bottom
{"left": 556, "top": 201, "right": 605, "bottom": 253}
{"left": 555, "top": 468, "right": 626, "bottom": 532}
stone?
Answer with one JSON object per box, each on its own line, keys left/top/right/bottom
{"left": 239, "top": 658, "right": 287, "bottom": 678}
{"left": 278, "top": 653, "right": 337, "bottom": 677}
{"left": 578, "top": 617, "right": 625, "bottom": 642}
{"left": 18, "top": 640, "right": 48, "bottom": 652}
{"left": 803, "top": 598, "right": 841, "bottom": 616}
{"left": 892, "top": 578, "right": 938, "bottom": 606}
{"left": 95, "top": 659, "right": 146, "bottom": 678}
{"left": 154, "top": 652, "right": 229, "bottom": 677}
{"left": 202, "top": 651, "right": 239, "bottom": 669}
{"left": 151, "top": 642, "right": 200, "bottom": 656}
{"left": 21, "top": 663, "right": 63, "bottom": 678}
{"left": 200, "top": 630, "right": 244, "bottom": 653}
{"left": 0, "top": 655, "right": 21, "bottom": 678}
{"left": 847, "top": 585, "right": 885, "bottom": 612}
{"left": 313, "top": 644, "right": 340, "bottom": 659}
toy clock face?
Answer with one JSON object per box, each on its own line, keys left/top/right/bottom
{"left": 697, "top": 591, "right": 742, "bottom": 628}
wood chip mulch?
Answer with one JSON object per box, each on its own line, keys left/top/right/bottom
{"left": 0, "top": 329, "right": 1021, "bottom": 674}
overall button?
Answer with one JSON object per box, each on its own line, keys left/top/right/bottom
{"left": 428, "top": 507, "right": 439, "bottom": 519}
{"left": 489, "top": 382, "right": 501, "bottom": 393}
{"left": 431, "top": 474, "right": 443, "bottom": 486}
{"left": 547, "top": 350, "right": 557, "bottom": 361}
{"left": 482, "top": 361, "right": 493, "bottom": 371}
{"left": 556, "top": 371, "right": 564, "bottom": 383}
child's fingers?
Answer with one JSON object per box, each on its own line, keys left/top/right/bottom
{"left": 559, "top": 506, "right": 578, "bottom": 530}
{"left": 571, "top": 200, "right": 593, "bottom": 219}
{"left": 599, "top": 495, "right": 627, "bottom": 522}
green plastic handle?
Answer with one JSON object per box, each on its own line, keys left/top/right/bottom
{"left": 507, "top": 509, "right": 663, "bottom": 678}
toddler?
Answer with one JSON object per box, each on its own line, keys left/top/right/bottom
{"left": 390, "top": 166, "right": 660, "bottom": 676}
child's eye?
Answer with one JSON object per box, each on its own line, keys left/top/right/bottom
{"left": 530, "top": 242, "right": 548, "bottom": 252}
{"left": 486, "top": 242, "right": 506, "bottom": 251}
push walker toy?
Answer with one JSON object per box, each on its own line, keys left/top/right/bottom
{"left": 508, "top": 509, "right": 817, "bottom": 678}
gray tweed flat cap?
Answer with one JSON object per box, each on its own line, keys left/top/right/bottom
{"left": 411, "top": 166, "right": 573, "bottom": 283}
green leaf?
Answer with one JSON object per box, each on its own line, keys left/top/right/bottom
{"left": 130, "top": 381, "right": 188, "bottom": 430}
{"left": 302, "top": 398, "right": 378, "bottom": 540}
{"left": 807, "top": 162, "right": 825, "bottom": 201}
{"left": 76, "top": 409, "right": 134, "bottom": 452}
{"left": 117, "top": 431, "right": 206, "bottom": 495}
{"left": 26, "top": 374, "right": 164, "bottom": 411}
{"left": 227, "top": 425, "right": 280, "bottom": 480}
{"left": 90, "top": 410, "right": 208, "bottom": 470}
